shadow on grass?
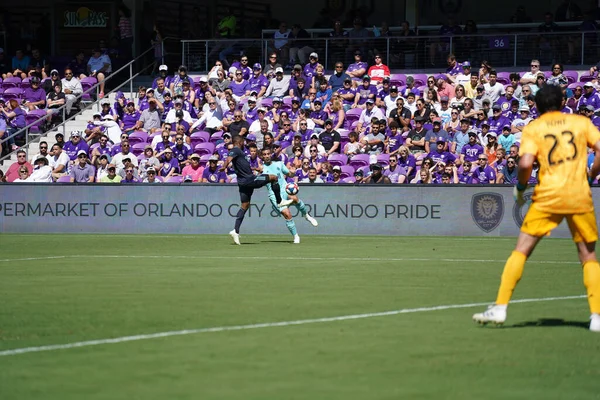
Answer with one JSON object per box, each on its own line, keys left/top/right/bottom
{"left": 259, "top": 240, "right": 293, "bottom": 244}
{"left": 508, "top": 318, "right": 589, "bottom": 330}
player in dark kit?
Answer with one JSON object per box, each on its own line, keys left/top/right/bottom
{"left": 220, "top": 136, "right": 293, "bottom": 244}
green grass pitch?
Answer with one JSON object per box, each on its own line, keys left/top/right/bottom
{"left": 1, "top": 234, "right": 600, "bottom": 399}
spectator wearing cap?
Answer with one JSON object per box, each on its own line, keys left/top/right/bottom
{"left": 21, "top": 76, "right": 46, "bottom": 111}
{"left": 152, "top": 65, "right": 173, "bottom": 90}
{"left": 488, "top": 104, "right": 512, "bottom": 135}
{"left": 309, "top": 99, "right": 327, "bottom": 129}
{"left": 99, "top": 164, "right": 122, "bottom": 183}
{"left": 524, "top": 95, "right": 538, "bottom": 119}
{"left": 249, "top": 107, "right": 273, "bottom": 134}
{"left": 99, "top": 98, "right": 116, "bottom": 120}
{"left": 181, "top": 153, "right": 205, "bottom": 182}
{"left": 45, "top": 83, "right": 66, "bottom": 126}
{"left": 169, "top": 65, "right": 190, "bottom": 96}
{"left": 353, "top": 75, "right": 377, "bottom": 109}
{"left": 319, "top": 119, "right": 341, "bottom": 155}
{"left": 49, "top": 143, "right": 70, "bottom": 181}
{"left": 346, "top": 50, "right": 368, "bottom": 85}
{"left": 401, "top": 76, "right": 421, "bottom": 99}
{"left": 356, "top": 98, "right": 385, "bottom": 133}
{"left": 303, "top": 133, "right": 326, "bottom": 158}
{"left": 406, "top": 116, "right": 427, "bottom": 154}
{"left": 424, "top": 118, "right": 449, "bottom": 153}
{"left": 329, "top": 62, "right": 350, "bottom": 93}
{"left": 54, "top": 132, "right": 65, "bottom": 148}
{"left": 248, "top": 64, "right": 269, "bottom": 99}
{"left": 85, "top": 113, "right": 105, "bottom": 143}
{"left": 245, "top": 96, "right": 260, "bottom": 124}
{"left": 435, "top": 74, "right": 455, "bottom": 100}
{"left": 5, "top": 149, "right": 33, "bottom": 182}
{"left": 315, "top": 78, "right": 332, "bottom": 106}
{"left": 361, "top": 121, "right": 385, "bottom": 155}
{"left": 460, "top": 131, "right": 484, "bottom": 163}
{"left": 437, "top": 96, "right": 453, "bottom": 125}
{"left": 43, "top": 69, "right": 62, "bottom": 94}
{"left": 264, "top": 67, "right": 289, "bottom": 98}
{"left": 375, "top": 77, "right": 391, "bottom": 108}
{"left": 94, "top": 114, "right": 123, "bottom": 143}
{"left": 61, "top": 68, "right": 83, "bottom": 115}
{"left": 426, "top": 135, "right": 456, "bottom": 165}
{"left": 63, "top": 131, "right": 90, "bottom": 161}
{"left": 156, "top": 147, "right": 178, "bottom": 178}
{"left": 1, "top": 99, "right": 26, "bottom": 150}
{"left": 363, "top": 163, "right": 391, "bottom": 184}
{"left": 69, "top": 150, "right": 95, "bottom": 183}
{"left": 330, "top": 165, "right": 343, "bottom": 184}
{"left": 367, "top": 54, "right": 390, "bottom": 85}
{"left": 27, "top": 155, "right": 53, "bottom": 182}
{"left": 135, "top": 99, "right": 163, "bottom": 133}
{"left": 498, "top": 124, "right": 515, "bottom": 149}
{"left": 121, "top": 100, "right": 141, "bottom": 134}
{"left": 87, "top": 49, "right": 111, "bottom": 98}
{"left": 303, "top": 52, "right": 320, "bottom": 83}
{"left": 449, "top": 62, "right": 473, "bottom": 87}
{"left": 202, "top": 155, "right": 226, "bottom": 183}
{"left": 578, "top": 82, "right": 600, "bottom": 111}
{"left": 179, "top": 79, "right": 196, "bottom": 107}
{"left": 337, "top": 77, "right": 357, "bottom": 110}
{"left": 141, "top": 167, "right": 159, "bottom": 183}
{"left": 583, "top": 104, "right": 600, "bottom": 130}
{"left": 473, "top": 85, "right": 491, "bottom": 111}
{"left": 290, "top": 76, "right": 310, "bottom": 99}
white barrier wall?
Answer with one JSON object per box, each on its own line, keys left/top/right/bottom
{"left": 0, "top": 184, "right": 591, "bottom": 238}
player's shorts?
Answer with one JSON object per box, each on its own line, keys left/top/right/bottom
{"left": 237, "top": 174, "right": 270, "bottom": 203}
{"left": 521, "top": 202, "right": 598, "bottom": 243}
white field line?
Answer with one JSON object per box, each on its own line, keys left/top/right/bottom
{"left": 0, "top": 255, "right": 581, "bottom": 264}
{"left": 0, "top": 295, "right": 585, "bottom": 357}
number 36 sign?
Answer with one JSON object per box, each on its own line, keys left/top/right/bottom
{"left": 489, "top": 36, "right": 510, "bottom": 49}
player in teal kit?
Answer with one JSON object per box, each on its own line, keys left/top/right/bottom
{"left": 261, "top": 147, "right": 318, "bottom": 243}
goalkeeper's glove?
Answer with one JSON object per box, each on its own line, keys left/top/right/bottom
{"left": 589, "top": 175, "right": 595, "bottom": 186}
{"left": 513, "top": 182, "right": 527, "bottom": 206}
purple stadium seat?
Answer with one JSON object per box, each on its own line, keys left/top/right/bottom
{"left": 416, "top": 85, "right": 428, "bottom": 95}
{"left": 377, "top": 153, "right": 390, "bottom": 167}
{"left": 283, "top": 97, "right": 293, "bottom": 107}
{"left": 341, "top": 177, "right": 356, "bottom": 183}
{"left": 2, "top": 88, "right": 23, "bottom": 100}
{"left": 328, "top": 153, "right": 348, "bottom": 166}
{"left": 411, "top": 74, "right": 428, "bottom": 87}
{"left": 25, "top": 109, "right": 47, "bottom": 134}
{"left": 496, "top": 72, "right": 511, "bottom": 85}
{"left": 210, "top": 131, "right": 223, "bottom": 144}
{"left": 2, "top": 77, "right": 22, "bottom": 89}
{"left": 57, "top": 176, "right": 72, "bottom": 183}
{"left": 568, "top": 82, "right": 583, "bottom": 90}
{"left": 349, "top": 154, "right": 370, "bottom": 169}
{"left": 390, "top": 73, "right": 406, "bottom": 87}
{"left": 166, "top": 176, "right": 183, "bottom": 183}
{"left": 345, "top": 108, "right": 362, "bottom": 125}
{"left": 155, "top": 176, "right": 164, "bottom": 182}
{"left": 580, "top": 74, "right": 595, "bottom": 83}
{"left": 563, "top": 70, "right": 579, "bottom": 84}
{"left": 21, "top": 77, "right": 31, "bottom": 90}
{"left": 131, "top": 143, "right": 147, "bottom": 156}
{"left": 340, "top": 165, "right": 355, "bottom": 179}
{"left": 261, "top": 98, "right": 273, "bottom": 108}
{"left": 544, "top": 71, "right": 553, "bottom": 79}
{"left": 194, "top": 142, "right": 215, "bottom": 156}
{"left": 190, "top": 131, "right": 210, "bottom": 148}
{"left": 80, "top": 77, "right": 98, "bottom": 101}
{"left": 199, "top": 154, "right": 212, "bottom": 167}
{"left": 90, "top": 143, "right": 101, "bottom": 153}
{"left": 128, "top": 131, "right": 148, "bottom": 144}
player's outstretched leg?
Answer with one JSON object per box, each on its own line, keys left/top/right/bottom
{"left": 230, "top": 202, "right": 249, "bottom": 245}
{"left": 473, "top": 233, "right": 538, "bottom": 326}
{"left": 289, "top": 195, "right": 318, "bottom": 227}
{"left": 576, "top": 241, "right": 600, "bottom": 332}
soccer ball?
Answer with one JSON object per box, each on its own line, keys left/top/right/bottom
{"left": 285, "top": 182, "right": 299, "bottom": 195}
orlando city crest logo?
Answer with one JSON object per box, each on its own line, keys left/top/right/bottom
{"left": 512, "top": 192, "right": 533, "bottom": 227}
{"left": 471, "top": 192, "right": 504, "bottom": 232}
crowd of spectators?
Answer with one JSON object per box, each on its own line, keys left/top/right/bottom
{"left": 3, "top": 48, "right": 600, "bottom": 186}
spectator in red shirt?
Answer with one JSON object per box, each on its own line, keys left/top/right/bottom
{"left": 5, "top": 149, "right": 33, "bottom": 182}
{"left": 367, "top": 54, "right": 390, "bottom": 85}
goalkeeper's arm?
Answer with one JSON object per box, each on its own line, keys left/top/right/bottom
{"left": 514, "top": 153, "right": 535, "bottom": 205}
{"left": 589, "top": 140, "right": 600, "bottom": 184}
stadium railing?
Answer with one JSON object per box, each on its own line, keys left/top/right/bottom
{"left": 183, "top": 28, "right": 599, "bottom": 72}
{"left": 0, "top": 39, "right": 178, "bottom": 165}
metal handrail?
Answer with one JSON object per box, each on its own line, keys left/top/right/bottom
{"left": 0, "top": 44, "right": 160, "bottom": 163}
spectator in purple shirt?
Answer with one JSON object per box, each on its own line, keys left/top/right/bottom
{"left": 248, "top": 63, "right": 269, "bottom": 98}
{"left": 426, "top": 137, "right": 456, "bottom": 165}
{"left": 230, "top": 56, "right": 252, "bottom": 80}
{"left": 229, "top": 70, "right": 250, "bottom": 101}
{"left": 62, "top": 130, "right": 90, "bottom": 161}
{"left": 90, "top": 135, "right": 112, "bottom": 165}
{"left": 460, "top": 132, "right": 485, "bottom": 163}
{"left": 445, "top": 54, "right": 463, "bottom": 76}
{"left": 386, "top": 121, "right": 404, "bottom": 155}
{"left": 384, "top": 154, "right": 408, "bottom": 183}
{"left": 397, "top": 146, "right": 416, "bottom": 180}
{"left": 458, "top": 161, "right": 475, "bottom": 184}
{"left": 487, "top": 104, "right": 512, "bottom": 135}
{"left": 121, "top": 100, "right": 140, "bottom": 133}
{"left": 354, "top": 76, "right": 377, "bottom": 108}
{"left": 473, "top": 155, "right": 496, "bottom": 183}
{"left": 22, "top": 76, "right": 46, "bottom": 111}
{"left": 202, "top": 155, "right": 226, "bottom": 183}
{"left": 171, "top": 133, "right": 192, "bottom": 168}
{"left": 152, "top": 64, "right": 174, "bottom": 89}
{"left": 345, "top": 50, "right": 368, "bottom": 83}
{"left": 295, "top": 159, "right": 311, "bottom": 182}
{"left": 337, "top": 78, "right": 357, "bottom": 108}
{"left": 158, "top": 147, "right": 179, "bottom": 178}
{"left": 303, "top": 52, "right": 320, "bottom": 82}
{"left": 578, "top": 82, "right": 600, "bottom": 111}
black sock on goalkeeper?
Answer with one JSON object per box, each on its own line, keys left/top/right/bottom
{"left": 271, "top": 181, "right": 283, "bottom": 204}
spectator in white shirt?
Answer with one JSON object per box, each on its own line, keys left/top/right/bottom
{"left": 190, "top": 98, "right": 223, "bottom": 133}
{"left": 356, "top": 99, "right": 385, "bottom": 133}
{"left": 26, "top": 155, "right": 53, "bottom": 182}
{"left": 61, "top": 68, "right": 83, "bottom": 114}
{"left": 165, "top": 99, "right": 193, "bottom": 124}
{"left": 49, "top": 143, "right": 70, "bottom": 181}
{"left": 87, "top": 48, "right": 112, "bottom": 98}
{"left": 483, "top": 70, "right": 505, "bottom": 104}
{"left": 94, "top": 114, "right": 123, "bottom": 143}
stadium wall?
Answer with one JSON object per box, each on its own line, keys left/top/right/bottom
{"left": 0, "top": 184, "right": 591, "bottom": 238}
